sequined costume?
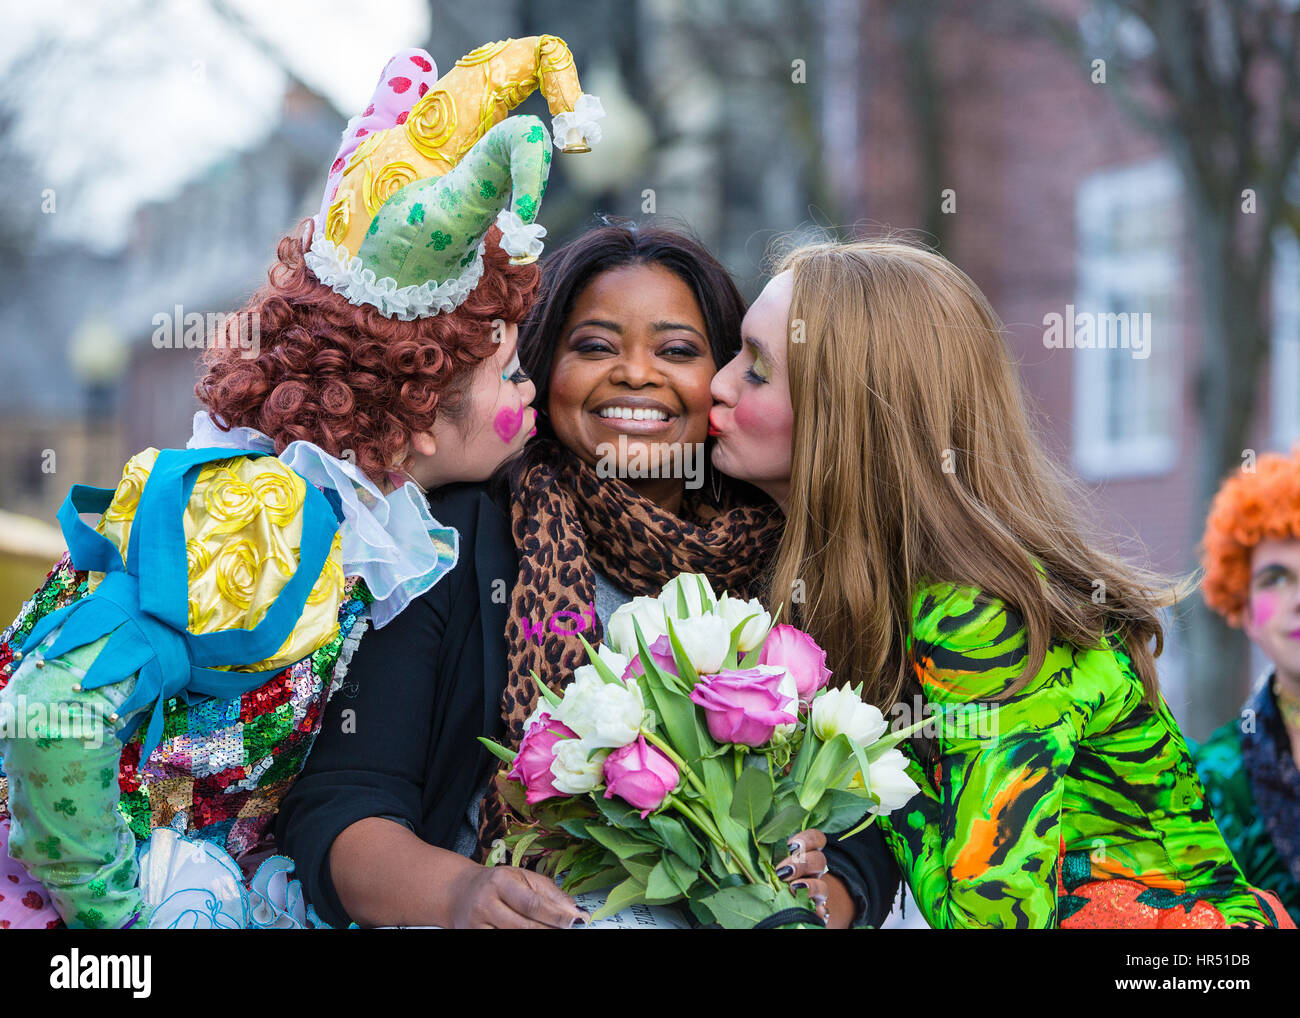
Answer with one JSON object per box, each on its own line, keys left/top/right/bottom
{"left": 0, "top": 449, "right": 350, "bottom": 927}
{"left": 879, "top": 581, "right": 1292, "bottom": 928}
{"left": 1191, "top": 675, "right": 1300, "bottom": 925}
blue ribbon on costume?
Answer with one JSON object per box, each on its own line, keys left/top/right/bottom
{"left": 20, "top": 447, "right": 342, "bottom": 761}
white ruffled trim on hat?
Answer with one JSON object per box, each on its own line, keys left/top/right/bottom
{"left": 552, "top": 92, "right": 605, "bottom": 150}
{"left": 495, "top": 208, "right": 547, "bottom": 261}
{"left": 303, "top": 232, "right": 488, "bottom": 320}
{"left": 187, "top": 412, "right": 458, "bottom": 629}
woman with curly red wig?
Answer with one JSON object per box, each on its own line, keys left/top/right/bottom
{"left": 197, "top": 221, "right": 538, "bottom": 491}
{"left": 0, "top": 41, "right": 598, "bottom": 930}
{"left": 1193, "top": 447, "right": 1300, "bottom": 923}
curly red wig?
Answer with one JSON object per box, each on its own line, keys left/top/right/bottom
{"left": 1201, "top": 446, "right": 1300, "bottom": 625}
{"left": 196, "top": 222, "right": 540, "bottom": 483}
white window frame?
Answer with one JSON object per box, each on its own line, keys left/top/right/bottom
{"left": 1073, "top": 159, "right": 1181, "bottom": 480}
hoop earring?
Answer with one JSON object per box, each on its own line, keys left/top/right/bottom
{"left": 710, "top": 464, "right": 723, "bottom": 505}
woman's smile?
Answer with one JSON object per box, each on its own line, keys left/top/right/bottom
{"left": 590, "top": 396, "right": 679, "bottom": 435}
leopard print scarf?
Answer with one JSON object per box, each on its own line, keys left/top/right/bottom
{"left": 475, "top": 441, "right": 782, "bottom": 856}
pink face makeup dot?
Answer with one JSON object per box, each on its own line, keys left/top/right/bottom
{"left": 494, "top": 404, "right": 525, "bottom": 443}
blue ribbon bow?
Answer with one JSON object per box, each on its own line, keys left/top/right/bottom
{"left": 20, "top": 447, "right": 342, "bottom": 761}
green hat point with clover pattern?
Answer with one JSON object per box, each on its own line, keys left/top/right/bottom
{"left": 359, "top": 117, "right": 551, "bottom": 291}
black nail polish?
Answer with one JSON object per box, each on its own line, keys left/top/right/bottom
{"left": 569, "top": 914, "right": 590, "bottom": 929}
{"left": 776, "top": 864, "right": 794, "bottom": 878}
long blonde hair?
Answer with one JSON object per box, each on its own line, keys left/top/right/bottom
{"left": 766, "top": 239, "right": 1188, "bottom": 710}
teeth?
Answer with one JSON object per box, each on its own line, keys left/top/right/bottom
{"left": 598, "top": 407, "right": 668, "bottom": 421}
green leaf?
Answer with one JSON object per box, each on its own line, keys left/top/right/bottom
{"left": 621, "top": 856, "right": 656, "bottom": 885}
{"left": 644, "top": 859, "right": 686, "bottom": 905}
{"left": 689, "top": 897, "right": 717, "bottom": 927}
{"left": 587, "top": 824, "right": 656, "bottom": 860}
{"left": 560, "top": 846, "right": 615, "bottom": 887}
{"left": 797, "top": 734, "right": 854, "bottom": 810}
{"left": 532, "top": 671, "right": 563, "bottom": 708}
{"left": 547, "top": 842, "right": 585, "bottom": 879}
{"left": 591, "top": 874, "right": 647, "bottom": 922}
{"left": 648, "top": 815, "right": 702, "bottom": 870}
{"left": 559, "top": 818, "right": 593, "bottom": 840}
{"left": 510, "top": 831, "right": 541, "bottom": 868}
{"left": 631, "top": 617, "right": 684, "bottom": 692}
{"left": 754, "top": 803, "right": 806, "bottom": 844}
{"left": 476, "top": 737, "right": 517, "bottom": 766}
{"left": 730, "top": 765, "right": 774, "bottom": 832}
{"left": 695, "top": 574, "right": 714, "bottom": 614}
{"left": 865, "top": 714, "right": 929, "bottom": 760}
{"left": 664, "top": 614, "right": 700, "bottom": 686}
{"left": 820, "top": 788, "right": 874, "bottom": 835}
{"left": 595, "top": 795, "right": 650, "bottom": 832}
{"left": 662, "top": 850, "right": 699, "bottom": 896}
{"left": 576, "top": 633, "right": 623, "bottom": 685}
{"left": 838, "top": 811, "right": 881, "bottom": 840}
{"left": 565, "top": 864, "right": 624, "bottom": 896}
{"left": 633, "top": 620, "right": 702, "bottom": 765}
{"left": 676, "top": 578, "right": 689, "bottom": 618}
{"left": 700, "top": 884, "right": 780, "bottom": 929}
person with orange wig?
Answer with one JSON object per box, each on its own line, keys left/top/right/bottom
{"left": 1193, "top": 447, "right": 1300, "bottom": 923}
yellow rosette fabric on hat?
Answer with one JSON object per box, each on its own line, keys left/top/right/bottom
{"left": 92, "top": 449, "right": 345, "bottom": 673}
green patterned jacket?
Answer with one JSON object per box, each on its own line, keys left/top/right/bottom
{"left": 879, "top": 581, "right": 1271, "bottom": 928}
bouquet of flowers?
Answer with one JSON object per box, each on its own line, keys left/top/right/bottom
{"left": 480, "top": 573, "right": 922, "bottom": 928}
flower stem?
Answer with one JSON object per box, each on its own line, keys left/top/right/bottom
{"left": 669, "top": 795, "right": 765, "bottom": 887}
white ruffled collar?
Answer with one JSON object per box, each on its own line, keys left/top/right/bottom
{"left": 186, "top": 412, "right": 458, "bottom": 628}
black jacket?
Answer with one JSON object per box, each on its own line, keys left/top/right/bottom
{"left": 275, "top": 482, "right": 900, "bottom": 928}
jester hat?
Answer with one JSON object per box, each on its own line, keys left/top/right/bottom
{"left": 305, "top": 37, "right": 604, "bottom": 320}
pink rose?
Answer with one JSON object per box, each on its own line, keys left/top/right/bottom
{"left": 621, "top": 635, "right": 677, "bottom": 682}
{"left": 507, "top": 713, "right": 578, "bottom": 805}
{"left": 688, "top": 666, "right": 797, "bottom": 747}
{"left": 759, "top": 625, "right": 832, "bottom": 705}
{"left": 602, "top": 735, "right": 679, "bottom": 817}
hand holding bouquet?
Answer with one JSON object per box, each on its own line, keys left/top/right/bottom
{"left": 480, "top": 573, "right": 922, "bottom": 927}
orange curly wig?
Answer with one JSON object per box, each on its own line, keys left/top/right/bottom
{"left": 1200, "top": 445, "right": 1300, "bottom": 625}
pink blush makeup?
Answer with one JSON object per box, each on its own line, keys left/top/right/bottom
{"left": 495, "top": 404, "right": 525, "bottom": 443}
{"left": 1251, "top": 590, "right": 1278, "bottom": 629}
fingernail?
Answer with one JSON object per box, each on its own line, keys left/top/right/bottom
{"left": 791, "top": 881, "right": 808, "bottom": 892}
{"left": 787, "top": 839, "right": 802, "bottom": 854}
{"left": 569, "top": 913, "right": 590, "bottom": 928}
{"left": 776, "top": 865, "right": 794, "bottom": 878}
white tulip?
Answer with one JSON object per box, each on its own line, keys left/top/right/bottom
{"left": 670, "top": 614, "right": 732, "bottom": 675}
{"left": 605, "top": 596, "right": 668, "bottom": 656}
{"left": 714, "top": 594, "right": 772, "bottom": 653}
{"left": 659, "top": 573, "right": 718, "bottom": 619}
{"left": 592, "top": 644, "right": 631, "bottom": 686}
{"left": 552, "top": 669, "right": 645, "bottom": 749}
{"left": 774, "top": 667, "right": 799, "bottom": 739}
{"left": 864, "top": 748, "right": 921, "bottom": 814}
{"left": 809, "top": 686, "right": 889, "bottom": 747}
{"left": 550, "top": 739, "right": 609, "bottom": 795}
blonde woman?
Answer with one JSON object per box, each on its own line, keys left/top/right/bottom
{"left": 707, "top": 238, "right": 1293, "bottom": 928}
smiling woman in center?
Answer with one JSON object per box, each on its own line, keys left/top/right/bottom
{"left": 545, "top": 261, "right": 716, "bottom": 515}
